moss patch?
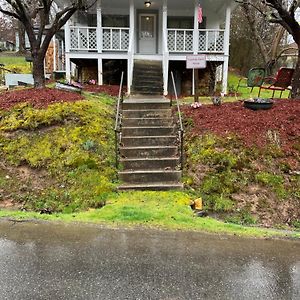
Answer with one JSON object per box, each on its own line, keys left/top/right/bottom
{"left": 0, "top": 93, "right": 117, "bottom": 213}
{"left": 185, "top": 133, "right": 300, "bottom": 229}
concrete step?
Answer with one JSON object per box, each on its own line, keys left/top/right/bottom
{"left": 132, "top": 86, "right": 163, "bottom": 95}
{"left": 122, "top": 126, "right": 175, "bottom": 136}
{"left": 132, "top": 76, "right": 163, "bottom": 85}
{"left": 121, "top": 135, "right": 177, "bottom": 147}
{"left": 133, "top": 68, "right": 162, "bottom": 76}
{"left": 118, "top": 182, "right": 183, "bottom": 191}
{"left": 120, "top": 157, "right": 180, "bottom": 170}
{"left": 122, "top": 109, "right": 172, "bottom": 118}
{"left": 134, "top": 60, "right": 162, "bottom": 66}
{"left": 131, "top": 91, "right": 163, "bottom": 96}
{"left": 122, "top": 100, "right": 170, "bottom": 110}
{"left": 132, "top": 78, "right": 163, "bottom": 86}
{"left": 122, "top": 118, "right": 174, "bottom": 127}
{"left": 133, "top": 62, "right": 162, "bottom": 71}
{"left": 119, "top": 170, "right": 182, "bottom": 183}
{"left": 120, "top": 146, "right": 178, "bottom": 158}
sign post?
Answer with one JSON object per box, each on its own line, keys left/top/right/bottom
{"left": 186, "top": 54, "right": 207, "bottom": 102}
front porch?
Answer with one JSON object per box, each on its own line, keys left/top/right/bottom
{"left": 63, "top": 0, "right": 233, "bottom": 95}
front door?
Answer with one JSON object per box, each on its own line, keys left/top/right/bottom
{"left": 138, "top": 13, "right": 157, "bottom": 54}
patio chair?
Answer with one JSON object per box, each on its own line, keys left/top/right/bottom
{"left": 236, "top": 67, "right": 265, "bottom": 93}
{"left": 258, "top": 67, "right": 294, "bottom": 98}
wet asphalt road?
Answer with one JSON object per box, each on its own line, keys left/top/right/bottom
{"left": 0, "top": 221, "right": 299, "bottom": 300}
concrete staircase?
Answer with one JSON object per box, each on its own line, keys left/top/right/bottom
{"left": 118, "top": 97, "right": 183, "bottom": 191}
{"left": 132, "top": 60, "right": 163, "bottom": 95}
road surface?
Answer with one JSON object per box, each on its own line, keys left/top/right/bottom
{"left": 0, "top": 220, "right": 299, "bottom": 300}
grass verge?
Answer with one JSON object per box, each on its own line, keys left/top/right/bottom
{"left": 1, "top": 191, "right": 299, "bottom": 239}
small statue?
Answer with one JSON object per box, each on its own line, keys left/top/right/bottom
{"left": 211, "top": 96, "right": 222, "bottom": 106}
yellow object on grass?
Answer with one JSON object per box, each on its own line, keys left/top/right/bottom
{"left": 194, "top": 198, "right": 203, "bottom": 210}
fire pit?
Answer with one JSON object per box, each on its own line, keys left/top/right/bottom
{"left": 244, "top": 98, "right": 273, "bottom": 110}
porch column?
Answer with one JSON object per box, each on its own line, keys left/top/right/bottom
{"left": 66, "top": 53, "right": 71, "bottom": 82}
{"left": 222, "top": 5, "right": 231, "bottom": 95}
{"left": 128, "top": 0, "right": 135, "bottom": 93}
{"left": 97, "top": 0, "right": 103, "bottom": 53}
{"left": 98, "top": 58, "right": 103, "bottom": 85}
{"left": 53, "top": 36, "right": 57, "bottom": 72}
{"left": 162, "top": 0, "right": 169, "bottom": 95}
{"left": 193, "top": 0, "right": 199, "bottom": 54}
{"left": 65, "top": 20, "right": 71, "bottom": 53}
{"left": 129, "top": 0, "right": 135, "bottom": 51}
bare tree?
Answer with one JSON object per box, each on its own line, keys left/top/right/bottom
{"left": 0, "top": 15, "right": 15, "bottom": 45}
{"left": 0, "top": 0, "right": 91, "bottom": 88}
{"left": 237, "top": 0, "right": 300, "bottom": 98}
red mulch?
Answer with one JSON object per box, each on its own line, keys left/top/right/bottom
{"left": 0, "top": 88, "right": 84, "bottom": 110}
{"left": 182, "top": 99, "right": 300, "bottom": 153}
{"left": 83, "top": 84, "right": 122, "bottom": 97}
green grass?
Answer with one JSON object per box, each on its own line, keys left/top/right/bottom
{"left": 227, "top": 72, "right": 290, "bottom": 99}
{"left": 179, "top": 71, "right": 290, "bottom": 105}
{"left": 0, "top": 191, "right": 299, "bottom": 239}
{"left": 0, "top": 55, "right": 31, "bottom": 74}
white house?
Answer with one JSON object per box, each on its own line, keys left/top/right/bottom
{"left": 54, "top": 0, "right": 236, "bottom": 95}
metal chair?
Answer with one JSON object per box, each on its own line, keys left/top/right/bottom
{"left": 236, "top": 67, "right": 266, "bottom": 93}
{"left": 258, "top": 67, "right": 294, "bottom": 98}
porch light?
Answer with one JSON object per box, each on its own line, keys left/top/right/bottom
{"left": 144, "top": 1, "right": 151, "bottom": 8}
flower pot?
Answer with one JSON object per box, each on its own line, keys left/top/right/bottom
{"left": 244, "top": 99, "right": 273, "bottom": 110}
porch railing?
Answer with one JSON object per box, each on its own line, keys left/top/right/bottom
{"left": 198, "top": 29, "right": 225, "bottom": 53}
{"left": 69, "top": 26, "right": 130, "bottom": 51}
{"left": 167, "top": 29, "right": 225, "bottom": 53}
{"left": 70, "top": 26, "right": 97, "bottom": 51}
{"left": 69, "top": 26, "right": 225, "bottom": 54}
{"left": 167, "top": 29, "right": 194, "bottom": 52}
{"left": 102, "top": 27, "right": 130, "bottom": 51}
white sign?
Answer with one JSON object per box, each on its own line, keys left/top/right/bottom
{"left": 186, "top": 55, "right": 207, "bottom": 69}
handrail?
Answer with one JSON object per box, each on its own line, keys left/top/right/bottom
{"left": 127, "top": 27, "right": 135, "bottom": 91}
{"left": 114, "top": 72, "right": 124, "bottom": 168}
{"left": 170, "top": 71, "right": 184, "bottom": 170}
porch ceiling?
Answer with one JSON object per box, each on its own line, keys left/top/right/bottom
{"left": 54, "top": 0, "right": 235, "bottom": 13}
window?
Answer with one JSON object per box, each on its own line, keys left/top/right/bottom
{"left": 102, "top": 15, "right": 129, "bottom": 27}
{"left": 167, "top": 16, "right": 206, "bottom": 29}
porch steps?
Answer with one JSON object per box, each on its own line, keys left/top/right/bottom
{"left": 118, "top": 97, "right": 183, "bottom": 191}
{"left": 132, "top": 60, "right": 163, "bottom": 95}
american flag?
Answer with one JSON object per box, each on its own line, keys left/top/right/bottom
{"left": 198, "top": 5, "right": 203, "bottom": 24}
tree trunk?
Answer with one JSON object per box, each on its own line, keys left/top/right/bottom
{"left": 291, "top": 47, "right": 300, "bottom": 99}
{"left": 32, "top": 55, "right": 45, "bottom": 88}
{"left": 18, "top": 21, "right": 26, "bottom": 54}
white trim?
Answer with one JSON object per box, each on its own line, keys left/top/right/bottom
{"left": 222, "top": 5, "right": 231, "bottom": 94}
{"left": 224, "top": 6, "right": 231, "bottom": 56}
{"left": 65, "top": 21, "right": 71, "bottom": 52}
{"left": 53, "top": 37, "right": 57, "bottom": 72}
{"left": 97, "top": 0, "right": 102, "bottom": 53}
{"left": 67, "top": 52, "right": 129, "bottom": 60}
{"left": 222, "top": 56, "right": 229, "bottom": 94}
{"left": 66, "top": 53, "right": 71, "bottom": 82}
{"left": 128, "top": 0, "right": 135, "bottom": 94}
{"left": 162, "top": 0, "right": 169, "bottom": 95}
